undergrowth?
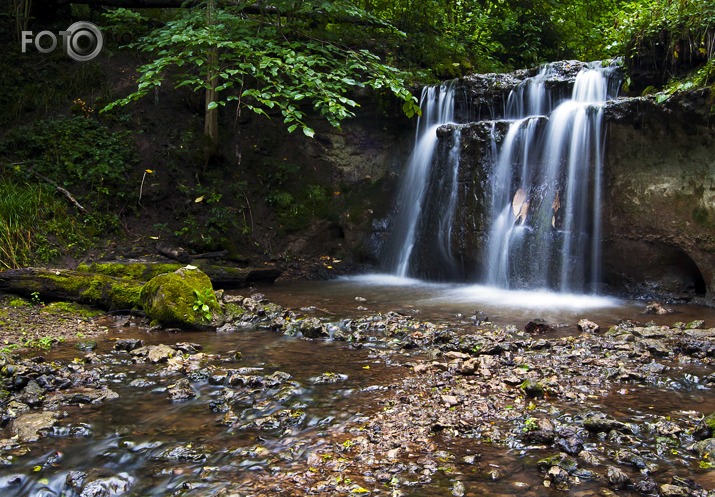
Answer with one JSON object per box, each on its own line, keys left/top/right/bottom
{"left": 0, "top": 178, "right": 93, "bottom": 269}
{"left": 610, "top": 0, "right": 714, "bottom": 92}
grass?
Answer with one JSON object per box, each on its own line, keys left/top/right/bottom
{"left": 0, "top": 178, "right": 91, "bottom": 269}
{"left": 0, "top": 179, "right": 45, "bottom": 269}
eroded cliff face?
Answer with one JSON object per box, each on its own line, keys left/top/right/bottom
{"left": 602, "top": 90, "right": 715, "bottom": 303}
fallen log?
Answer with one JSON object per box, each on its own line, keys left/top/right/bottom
{"left": 77, "top": 261, "right": 282, "bottom": 289}
{"left": 0, "top": 268, "right": 143, "bottom": 310}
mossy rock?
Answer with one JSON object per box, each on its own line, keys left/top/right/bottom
{"left": 140, "top": 266, "right": 224, "bottom": 330}
{"left": 703, "top": 412, "right": 715, "bottom": 436}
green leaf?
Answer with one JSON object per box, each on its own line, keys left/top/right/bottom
{"left": 207, "top": 101, "right": 219, "bottom": 110}
{"left": 303, "top": 127, "right": 315, "bottom": 138}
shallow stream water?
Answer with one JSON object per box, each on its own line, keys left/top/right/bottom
{"left": 2, "top": 276, "right": 715, "bottom": 496}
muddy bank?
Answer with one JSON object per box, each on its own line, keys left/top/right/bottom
{"left": 0, "top": 291, "right": 714, "bottom": 496}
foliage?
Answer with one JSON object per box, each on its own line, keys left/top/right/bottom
{"left": 0, "top": 117, "right": 136, "bottom": 210}
{"left": 103, "top": 0, "right": 421, "bottom": 137}
{"left": 354, "top": 0, "right": 628, "bottom": 74}
{"left": 0, "top": 177, "right": 93, "bottom": 269}
{"left": 192, "top": 288, "right": 214, "bottom": 322}
{"left": 607, "top": 0, "right": 714, "bottom": 88}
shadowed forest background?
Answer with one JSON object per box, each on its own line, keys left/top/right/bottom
{"left": 0, "top": 0, "right": 713, "bottom": 273}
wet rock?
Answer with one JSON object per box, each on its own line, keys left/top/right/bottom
{"left": 451, "top": 480, "right": 465, "bottom": 496}
{"left": 614, "top": 448, "right": 648, "bottom": 469}
{"left": 524, "top": 418, "right": 556, "bottom": 444}
{"left": 114, "top": 339, "right": 144, "bottom": 352}
{"left": 525, "top": 320, "right": 554, "bottom": 334}
{"left": 537, "top": 453, "right": 578, "bottom": 474}
{"left": 633, "top": 477, "right": 659, "bottom": 495}
{"left": 606, "top": 465, "right": 631, "bottom": 489}
{"left": 641, "top": 339, "right": 670, "bottom": 357}
{"left": 555, "top": 427, "right": 585, "bottom": 455}
{"left": 583, "top": 413, "right": 630, "bottom": 434}
{"left": 76, "top": 340, "right": 98, "bottom": 352}
{"left": 300, "top": 318, "right": 329, "bottom": 339}
{"left": 692, "top": 438, "right": 715, "bottom": 458}
{"left": 11, "top": 411, "right": 57, "bottom": 442}
{"left": 175, "top": 342, "right": 203, "bottom": 354}
{"left": 645, "top": 302, "right": 674, "bottom": 315}
{"left": 167, "top": 378, "right": 196, "bottom": 401}
{"left": 520, "top": 380, "right": 545, "bottom": 398}
{"left": 141, "top": 266, "right": 224, "bottom": 329}
{"left": 80, "top": 473, "right": 134, "bottom": 497}
{"left": 687, "top": 320, "right": 705, "bottom": 329}
{"left": 577, "top": 319, "right": 600, "bottom": 333}
{"left": 66, "top": 471, "right": 88, "bottom": 492}
{"left": 544, "top": 465, "right": 570, "bottom": 490}
{"left": 578, "top": 450, "right": 604, "bottom": 466}
{"left": 312, "top": 372, "right": 348, "bottom": 384}
{"left": 660, "top": 484, "right": 694, "bottom": 497}
{"left": 19, "top": 379, "right": 44, "bottom": 407}
{"left": 159, "top": 443, "right": 210, "bottom": 462}
{"left": 45, "top": 387, "right": 119, "bottom": 407}
{"left": 701, "top": 412, "right": 715, "bottom": 437}
{"left": 131, "top": 344, "right": 176, "bottom": 363}
{"left": 462, "top": 454, "right": 481, "bottom": 464}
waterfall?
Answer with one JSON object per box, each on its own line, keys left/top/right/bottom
{"left": 381, "top": 61, "right": 619, "bottom": 293}
{"left": 484, "top": 61, "right": 619, "bottom": 292}
{"left": 384, "top": 80, "right": 456, "bottom": 277}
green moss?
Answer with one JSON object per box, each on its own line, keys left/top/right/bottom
{"left": 224, "top": 302, "right": 246, "bottom": 321}
{"left": 106, "top": 283, "right": 143, "bottom": 309}
{"left": 41, "top": 301, "right": 103, "bottom": 318}
{"left": 77, "top": 262, "right": 182, "bottom": 281}
{"left": 7, "top": 298, "right": 30, "bottom": 308}
{"left": 693, "top": 206, "right": 710, "bottom": 226}
{"left": 140, "top": 267, "right": 223, "bottom": 329}
{"left": 43, "top": 270, "right": 143, "bottom": 310}
{"left": 704, "top": 413, "right": 715, "bottom": 435}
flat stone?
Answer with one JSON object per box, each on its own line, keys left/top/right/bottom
{"left": 12, "top": 411, "right": 57, "bottom": 442}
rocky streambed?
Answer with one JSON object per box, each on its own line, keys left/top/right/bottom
{"left": 0, "top": 290, "right": 715, "bottom": 497}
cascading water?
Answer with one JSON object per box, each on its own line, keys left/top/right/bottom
{"left": 383, "top": 61, "right": 619, "bottom": 292}
{"left": 383, "top": 80, "right": 456, "bottom": 277}
{"left": 484, "top": 61, "right": 620, "bottom": 292}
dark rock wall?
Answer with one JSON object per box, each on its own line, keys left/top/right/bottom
{"left": 602, "top": 90, "right": 715, "bottom": 302}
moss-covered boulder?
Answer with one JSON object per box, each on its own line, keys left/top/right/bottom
{"left": 140, "top": 266, "right": 224, "bottom": 330}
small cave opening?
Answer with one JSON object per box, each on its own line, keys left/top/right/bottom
{"left": 603, "top": 240, "right": 708, "bottom": 300}
{"left": 681, "top": 254, "right": 707, "bottom": 297}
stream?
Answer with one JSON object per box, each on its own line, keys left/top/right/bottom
{"left": 2, "top": 277, "right": 715, "bottom": 496}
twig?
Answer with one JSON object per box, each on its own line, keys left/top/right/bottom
{"left": 26, "top": 167, "right": 88, "bottom": 214}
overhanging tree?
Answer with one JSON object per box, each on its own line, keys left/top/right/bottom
{"left": 102, "top": 1, "right": 420, "bottom": 160}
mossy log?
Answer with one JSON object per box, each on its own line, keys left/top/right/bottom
{"left": 77, "top": 261, "right": 281, "bottom": 288}
{"left": 0, "top": 268, "right": 142, "bottom": 310}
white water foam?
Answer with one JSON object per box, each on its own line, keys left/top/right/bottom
{"left": 431, "top": 284, "right": 619, "bottom": 310}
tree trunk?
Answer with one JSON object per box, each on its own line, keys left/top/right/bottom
{"left": 203, "top": 0, "right": 219, "bottom": 165}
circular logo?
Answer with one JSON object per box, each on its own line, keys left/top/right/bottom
{"left": 65, "top": 21, "right": 103, "bottom": 62}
